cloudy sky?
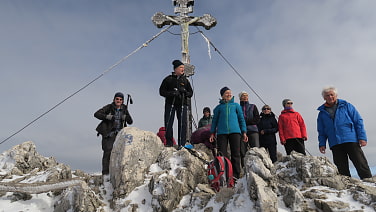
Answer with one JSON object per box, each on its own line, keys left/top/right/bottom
{"left": 1, "top": 0, "right": 375, "bottom": 173}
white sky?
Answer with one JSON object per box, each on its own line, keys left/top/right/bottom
{"left": 1, "top": 0, "right": 376, "bottom": 173}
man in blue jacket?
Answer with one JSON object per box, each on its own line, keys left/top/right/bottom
{"left": 317, "top": 86, "right": 372, "bottom": 179}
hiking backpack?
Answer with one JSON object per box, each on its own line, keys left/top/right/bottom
{"left": 207, "top": 156, "right": 235, "bottom": 192}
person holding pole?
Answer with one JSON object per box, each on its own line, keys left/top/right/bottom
{"left": 159, "top": 59, "right": 193, "bottom": 149}
{"left": 94, "top": 92, "right": 133, "bottom": 175}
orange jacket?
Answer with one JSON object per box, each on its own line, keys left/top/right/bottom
{"left": 278, "top": 109, "right": 307, "bottom": 143}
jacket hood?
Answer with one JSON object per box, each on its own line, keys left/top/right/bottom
{"left": 219, "top": 96, "right": 235, "bottom": 104}
{"left": 260, "top": 111, "right": 276, "bottom": 117}
{"left": 281, "top": 108, "right": 295, "bottom": 114}
{"left": 111, "top": 102, "right": 126, "bottom": 109}
{"left": 240, "top": 101, "right": 249, "bottom": 106}
{"left": 317, "top": 99, "right": 347, "bottom": 111}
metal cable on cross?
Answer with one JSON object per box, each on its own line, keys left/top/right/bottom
{"left": 0, "top": 25, "right": 173, "bottom": 145}
{"left": 189, "top": 76, "right": 199, "bottom": 130}
{"left": 196, "top": 27, "right": 267, "bottom": 106}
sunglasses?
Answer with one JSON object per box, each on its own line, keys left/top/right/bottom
{"left": 115, "top": 98, "right": 123, "bottom": 101}
{"left": 262, "top": 108, "right": 271, "bottom": 110}
{"left": 286, "top": 102, "right": 293, "bottom": 105}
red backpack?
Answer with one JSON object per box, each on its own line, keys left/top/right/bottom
{"left": 207, "top": 156, "right": 234, "bottom": 192}
{"left": 156, "top": 127, "right": 176, "bottom": 146}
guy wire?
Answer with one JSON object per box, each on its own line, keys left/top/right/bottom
{"left": 195, "top": 27, "right": 267, "bottom": 106}
{"left": 0, "top": 25, "right": 173, "bottom": 145}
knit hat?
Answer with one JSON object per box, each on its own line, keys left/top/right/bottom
{"left": 282, "top": 99, "right": 292, "bottom": 107}
{"left": 238, "top": 91, "right": 248, "bottom": 99}
{"left": 220, "top": 86, "right": 230, "bottom": 96}
{"left": 203, "top": 107, "right": 210, "bottom": 113}
{"left": 172, "top": 60, "right": 184, "bottom": 69}
{"left": 114, "top": 92, "right": 124, "bottom": 99}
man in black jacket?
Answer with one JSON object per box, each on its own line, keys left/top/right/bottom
{"left": 94, "top": 92, "right": 133, "bottom": 175}
{"left": 159, "top": 60, "right": 193, "bottom": 149}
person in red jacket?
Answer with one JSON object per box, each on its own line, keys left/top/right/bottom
{"left": 278, "top": 99, "right": 307, "bottom": 155}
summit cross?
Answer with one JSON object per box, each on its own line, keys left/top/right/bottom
{"left": 151, "top": 0, "right": 216, "bottom": 141}
{"left": 152, "top": 0, "right": 216, "bottom": 75}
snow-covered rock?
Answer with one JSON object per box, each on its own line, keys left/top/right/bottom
{"left": 0, "top": 127, "right": 375, "bottom": 212}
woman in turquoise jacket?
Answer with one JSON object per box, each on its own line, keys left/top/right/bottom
{"left": 210, "top": 87, "right": 248, "bottom": 180}
{"left": 317, "top": 86, "right": 372, "bottom": 179}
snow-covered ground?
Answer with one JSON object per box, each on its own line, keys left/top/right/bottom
{"left": 1, "top": 166, "right": 374, "bottom": 212}
{"left": 0, "top": 143, "right": 375, "bottom": 212}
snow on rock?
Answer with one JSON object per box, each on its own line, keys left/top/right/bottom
{"left": 0, "top": 128, "right": 375, "bottom": 212}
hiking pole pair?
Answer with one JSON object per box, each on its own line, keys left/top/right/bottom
{"left": 165, "top": 90, "right": 178, "bottom": 147}
{"left": 122, "top": 94, "right": 133, "bottom": 129}
{"left": 178, "top": 92, "right": 185, "bottom": 149}
{"left": 126, "top": 94, "right": 133, "bottom": 107}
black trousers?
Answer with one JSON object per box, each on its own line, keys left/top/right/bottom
{"left": 284, "top": 138, "right": 306, "bottom": 155}
{"left": 101, "top": 134, "right": 116, "bottom": 175}
{"left": 260, "top": 142, "right": 277, "bottom": 163}
{"left": 331, "top": 142, "right": 372, "bottom": 179}
{"left": 217, "top": 133, "right": 242, "bottom": 179}
{"left": 164, "top": 103, "right": 187, "bottom": 147}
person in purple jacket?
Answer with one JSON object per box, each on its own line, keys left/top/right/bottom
{"left": 209, "top": 87, "right": 248, "bottom": 180}
{"left": 317, "top": 86, "right": 372, "bottom": 179}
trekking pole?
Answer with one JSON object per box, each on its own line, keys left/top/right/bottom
{"left": 179, "top": 92, "right": 185, "bottom": 148}
{"left": 165, "top": 92, "right": 176, "bottom": 146}
{"left": 126, "top": 94, "right": 133, "bottom": 107}
{"left": 123, "top": 94, "right": 133, "bottom": 128}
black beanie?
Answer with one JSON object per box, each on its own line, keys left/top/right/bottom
{"left": 203, "top": 107, "right": 210, "bottom": 113}
{"left": 220, "top": 86, "right": 230, "bottom": 96}
{"left": 114, "top": 92, "right": 124, "bottom": 99}
{"left": 172, "top": 60, "right": 184, "bottom": 69}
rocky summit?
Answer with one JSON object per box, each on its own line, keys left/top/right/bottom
{"left": 0, "top": 127, "right": 375, "bottom": 212}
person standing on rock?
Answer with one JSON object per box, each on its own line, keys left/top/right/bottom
{"left": 94, "top": 92, "right": 133, "bottom": 175}
{"left": 258, "top": 105, "right": 278, "bottom": 163}
{"left": 209, "top": 87, "right": 248, "bottom": 180}
{"left": 198, "top": 107, "right": 213, "bottom": 128}
{"left": 159, "top": 59, "right": 193, "bottom": 149}
{"left": 238, "top": 91, "right": 260, "bottom": 167}
{"left": 278, "top": 99, "right": 307, "bottom": 155}
{"left": 317, "top": 86, "right": 372, "bottom": 179}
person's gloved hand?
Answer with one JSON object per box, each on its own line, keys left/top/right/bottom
{"left": 172, "top": 89, "right": 180, "bottom": 97}
{"left": 179, "top": 87, "right": 187, "bottom": 94}
{"left": 106, "top": 114, "right": 114, "bottom": 120}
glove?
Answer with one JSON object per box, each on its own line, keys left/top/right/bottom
{"left": 179, "top": 87, "right": 187, "bottom": 94}
{"left": 172, "top": 89, "right": 180, "bottom": 97}
{"left": 106, "top": 114, "right": 114, "bottom": 120}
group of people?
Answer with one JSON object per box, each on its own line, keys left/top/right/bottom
{"left": 94, "top": 59, "right": 372, "bottom": 181}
